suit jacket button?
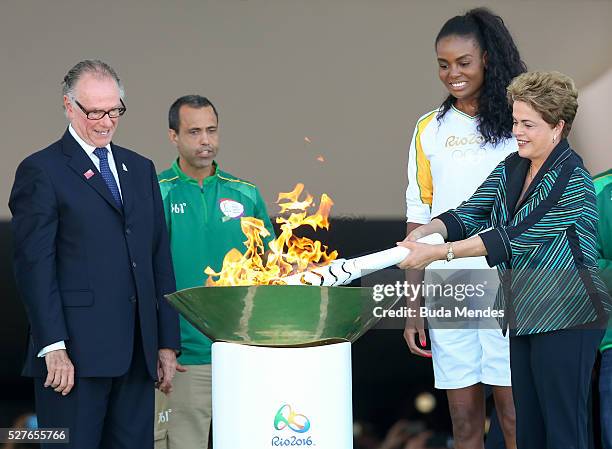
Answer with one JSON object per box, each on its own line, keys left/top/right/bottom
{"left": 130, "top": 296, "right": 137, "bottom": 303}
{"left": 125, "top": 228, "right": 131, "bottom": 235}
{"left": 132, "top": 261, "right": 137, "bottom": 268}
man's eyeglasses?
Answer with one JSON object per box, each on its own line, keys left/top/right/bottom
{"left": 74, "top": 98, "right": 127, "bottom": 120}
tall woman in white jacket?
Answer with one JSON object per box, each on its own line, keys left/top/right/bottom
{"left": 404, "top": 8, "right": 525, "bottom": 449}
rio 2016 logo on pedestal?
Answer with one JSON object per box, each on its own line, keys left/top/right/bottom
{"left": 271, "top": 404, "right": 314, "bottom": 447}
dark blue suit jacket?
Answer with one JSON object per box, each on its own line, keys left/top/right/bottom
{"left": 9, "top": 129, "right": 180, "bottom": 378}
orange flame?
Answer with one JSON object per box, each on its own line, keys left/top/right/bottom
{"left": 205, "top": 183, "right": 337, "bottom": 286}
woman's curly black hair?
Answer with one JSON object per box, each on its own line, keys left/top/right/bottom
{"left": 436, "top": 8, "right": 527, "bottom": 144}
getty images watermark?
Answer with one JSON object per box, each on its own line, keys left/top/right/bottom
{"left": 361, "top": 268, "right": 612, "bottom": 330}
{"left": 370, "top": 279, "right": 505, "bottom": 320}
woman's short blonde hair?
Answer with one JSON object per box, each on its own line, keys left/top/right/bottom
{"left": 507, "top": 71, "right": 578, "bottom": 139}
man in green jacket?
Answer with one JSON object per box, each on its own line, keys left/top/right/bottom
{"left": 154, "top": 95, "right": 275, "bottom": 448}
{"left": 595, "top": 168, "right": 612, "bottom": 449}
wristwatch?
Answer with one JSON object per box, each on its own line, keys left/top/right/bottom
{"left": 445, "top": 242, "right": 455, "bottom": 262}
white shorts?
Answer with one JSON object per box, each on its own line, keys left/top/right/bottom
{"left": 429, "top": 327, "right": 511, "bottom": 389}
{"left": 424, "top": 263, "right": 510, "bottom": 390}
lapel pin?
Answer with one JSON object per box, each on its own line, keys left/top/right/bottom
{"left": 122, "top": 163, "right": 128, "bottom": 172}
{"left": 84, "top": 169, "right": 95, "bottom": 180}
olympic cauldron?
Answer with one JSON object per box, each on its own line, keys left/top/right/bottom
{"left": 165, "top": 237, "right": 442, "bottom": 449}
{"left": 165, "top": 184, "right": 442, "bottom": 449}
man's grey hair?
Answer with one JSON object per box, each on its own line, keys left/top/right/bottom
{"left": 62, "top": 60, "right": 125, "bottom": 102}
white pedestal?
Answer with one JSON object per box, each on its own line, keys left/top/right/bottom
{"left": 212, "top": 341, "right": 353, "bottom": 449}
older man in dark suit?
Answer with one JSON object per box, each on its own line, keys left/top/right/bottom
{"left": 9, "top": 60, "right": 181, "bottom": 449}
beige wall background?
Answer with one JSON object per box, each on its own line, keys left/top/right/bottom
{"left": 1, "top": 0, "right": 611, "bottom": 219}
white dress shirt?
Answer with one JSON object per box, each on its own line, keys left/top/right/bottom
{"left": 68, "top": 124, "right": 123, "bottom": 199}
{"left": 37, "top": 125, "right": 123, "bottom": 357}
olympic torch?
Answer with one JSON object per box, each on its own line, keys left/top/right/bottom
{"left": 280, "top": 233, "right": 444, "bottom": 286}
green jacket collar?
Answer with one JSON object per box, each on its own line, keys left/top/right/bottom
{"left": 171, "top": 159, "right": 219, "bottom": 186}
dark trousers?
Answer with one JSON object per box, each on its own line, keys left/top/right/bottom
{"left": 510, "top": 327, "right": 604, "bottom": 449}
{"left": 601, "top": 349, "right": 612, "bottom": 449}
{"left": 34, "top": 325, "right": 154, "bottom": 449}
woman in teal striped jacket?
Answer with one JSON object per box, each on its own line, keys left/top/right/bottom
{"left": 398, "top": 71, "right": 612, "bottom": 449}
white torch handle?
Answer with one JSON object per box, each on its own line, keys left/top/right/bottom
{"left": 280, "top": 233, "right": 444, "bottom": 286}
{"left": 351, "top": 232, "right": 444, "bottom": 271}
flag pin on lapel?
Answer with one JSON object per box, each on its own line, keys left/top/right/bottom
{"left": 122, "top": 163, "right": 128, "bottom": 172}
{"left": 84, "top": 169, "right": 95, "bottom": 180}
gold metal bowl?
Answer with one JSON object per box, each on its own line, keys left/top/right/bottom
{"left": 166, "top": 285, "right": 398, "bottom": 346}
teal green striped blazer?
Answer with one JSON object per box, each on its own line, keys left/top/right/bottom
{"left": 437, "top": 139, "right": 612, "bottom": 335}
